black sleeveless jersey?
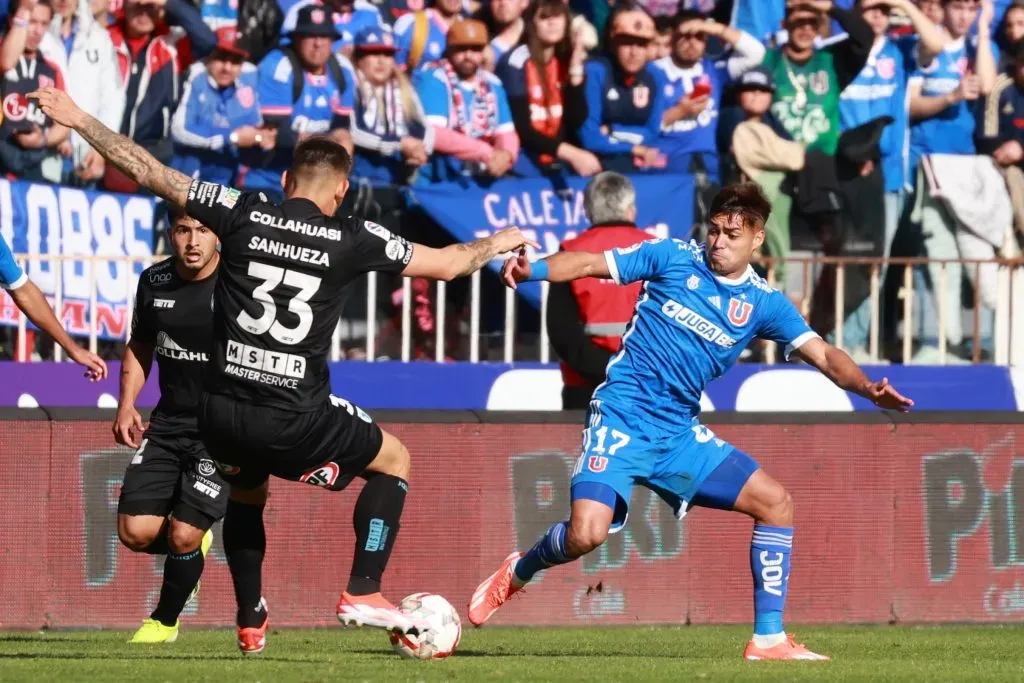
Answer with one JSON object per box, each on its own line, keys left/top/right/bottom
{"left": 184, "top": 180, "right": 413, "bottom": 412}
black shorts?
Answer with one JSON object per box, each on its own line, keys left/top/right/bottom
{"left": 117, "top": 418, "right": 228, "bottom": 529}
{"left": 198, "top": 392, "right": 384, "bottom": 492}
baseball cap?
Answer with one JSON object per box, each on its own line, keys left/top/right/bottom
{"left": 212, "top": 26, "right": 250, "bottom": 60}
{"left": 446, "top": 19, "right": 489, "bottom": 50}
{"left": 293, "top": 4, "right": 341, "bottom": 39}
{"left": 736, "top": 66, "right": 776, "bottom": 92}
{"left": 353, "top": 26, "right": 398, "bottom": 54}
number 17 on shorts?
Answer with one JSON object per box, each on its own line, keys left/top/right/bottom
{"left": 572, "top": 408, "right": 633, "bottom": 478}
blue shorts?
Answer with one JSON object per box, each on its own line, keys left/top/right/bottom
{"left": 570, "top": 402, "right": 759, "bottom": 532}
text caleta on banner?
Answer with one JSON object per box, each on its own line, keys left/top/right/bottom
{"left": 408, "top": 174, "right": 697, "bottom": 307}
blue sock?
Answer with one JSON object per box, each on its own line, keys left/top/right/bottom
{"left": 750, "top": 524, "right": 792, "bottom": 636}
{"left": 513, "top": 521, "right": 570, "bottom": 584}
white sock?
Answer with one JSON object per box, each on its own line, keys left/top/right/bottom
{"left": 509, "top": 559, "right": 529, "bottom": 589}
{"left": 752, "top": 632, "right": 787, "bottom": 648}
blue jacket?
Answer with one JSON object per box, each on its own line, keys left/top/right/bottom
{"left": 839, "top": 37, "right": 913, "bottom": 192}
{"left": 578, "top": 57, "right": 664, "bottom": 158}
{"left": 171, "top": 63, "right": 263, "bottom": 186}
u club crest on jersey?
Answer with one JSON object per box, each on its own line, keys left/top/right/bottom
{"left": 727, "top": 298, "right": 753, "bottom": 326}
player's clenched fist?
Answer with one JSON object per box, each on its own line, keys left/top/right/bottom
{"left": 28, "top": 87, "right": 86, "bottom": 129}
{"left": 501, "top": 248, "right": 531, "bottom": 289}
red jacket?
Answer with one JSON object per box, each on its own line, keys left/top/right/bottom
{"left": 556, "top": 222, "right": 650, "bottom": 388}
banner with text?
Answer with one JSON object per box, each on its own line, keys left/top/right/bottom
{"left": 1, "top": 418, "right": 1023, "bottom": 629}
{"left": 0, "top": 178, "right": 159, "bottom": 340}
{"left": 409, "top": 174, "right": 696, "bottom": 307}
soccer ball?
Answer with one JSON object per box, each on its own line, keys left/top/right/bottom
{"left": 388, "top": 593, "right": 462, "bottom": 660}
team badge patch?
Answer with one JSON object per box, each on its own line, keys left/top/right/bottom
{"left": 875, "top": 57, "right": 895, "bottom": 80}
{"left": 301, "top": 462, "right": 341, "bottom": 488}
{"left": 217, "top": 186, "right": 241, "bottom": 208}
{"left": 236, "top": 86, "right": 254, "bottom": 108}
{"left": 687, "top": 275, "right": 700, "bottom": 290}
{"left": 633, "top": 85, "right": 649, "bottom": 108}
{"left": 588, "top": 455, "right": 608, "bottom": 473}
{"left": 728, "top": 298, "right": 753, "bottom": 326}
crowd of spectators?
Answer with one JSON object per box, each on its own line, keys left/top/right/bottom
{"left": 1, "top": 0, "right": 1022, "bottom": 363}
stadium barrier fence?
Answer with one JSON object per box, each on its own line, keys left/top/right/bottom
{"left": 4, "top": 253, "right": 1024, "bottom": 366}
{"left": 1, "top": 409, "right": 1023, "bottom": 629}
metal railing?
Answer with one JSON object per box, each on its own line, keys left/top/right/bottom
{"left": 4, "top": 253, "right": 1023, "bottom": 366}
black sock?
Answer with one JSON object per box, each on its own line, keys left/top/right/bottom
{"left": 150, "top": 547, "right": 204, "bottom": 627}
{"left": 141, "top": 529, "right": 169, "bottom": 555}
{"left": 347, "top": 474, "right": 407, "bottom": 596}
{"left": 224, "top": 499, "right": 267, "bottom": 628}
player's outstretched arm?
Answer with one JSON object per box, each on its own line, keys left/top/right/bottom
{"left": 113, "top": 339, "right": 153, "bottom": 449}
{"left": 9, "top": 279, "right": 107, "bottom": 381}
{"left": 792, "top": 337, "right": 914, "bottom": 412}
{"left": 402, "top": 228, "right": 540, "bottom": 281}
{"left": 501, "top": 249, "right": 610, "bottom": 288}
{"left": 28, "top": 87, "right": 193, "bottom": 208}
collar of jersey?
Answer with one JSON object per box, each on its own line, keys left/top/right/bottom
{"left": 945, "top": 35, "right": 966, "bottom": 53}
{"left": 712, "top": 264, "right": 753, "bottom": 286}
{"left": 657, "top": 56, "right": 705, "bottom": 82}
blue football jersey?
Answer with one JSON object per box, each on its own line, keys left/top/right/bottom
{"left": 594, "top": 238, "right": 818, "bottom": 429}
{"left": 908, "top": 35, "right": 977, "bottom": 175}
{"left": 0, "top": 234, "right": 27, "bottom": 290}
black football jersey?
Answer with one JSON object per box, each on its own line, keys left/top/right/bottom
{"left": 184, "top": 180, "right": 413, "bottom": 411}
{"left": 131, "top": 258, "right": 217, "bottom": 418}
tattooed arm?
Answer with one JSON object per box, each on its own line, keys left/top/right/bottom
{"left": 402, "top": 229, "right": 540, "bottom": 282}
{"left": 28, "top": 87, "right": 193, "bottom": 207}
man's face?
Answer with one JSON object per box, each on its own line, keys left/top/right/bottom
{"left": 862, "top": 6, "right": 891, "bottom": 37}
{"left": 436, "top": 0, "right": 462, "bottom": 15}
{"left": 917, "top": 0, "right": 943, "bottom": 24}
{"left": 295, "top": 34, "right": 333, "bottom": 71}
{"left": 944, "top": 0, "right": 976, "bottom": 39}
{"left": 25, "top": 4, "right": 52, "bottom": 52}
{"left": 1007, "top": 7, "right": 1024, "bottom": 43}
{"left": 738, "top": 88, "right": 772, "bottom": 116}
{"left": 449, "top": 46, "right": 483, "bottom": 79}
{"left": 785, "top": 11, "right": 821, "bottom": 51}
{"left": 207, "top": 53, "right": 243, "bottom": 88}
{"left": 705, "top": 213, "right": 762, "bottom": 275}
{"left": 357, "top": 52, "right": 395, "bottom": 85}
{"left": 490, "top": 0, "right": 526, "bottom": 25}
{"left": 613, "top": 36, "right": 650, "bottom": 75}
{"left": 124, "top": 0, "right": 159, "bottom": 37}
{"left": 53, "top": 0, "right": 75, "bottom": 18}
{"left": 170, "top": 217, "right": 218, "bottom": 273}
{"left": 673, "top": 25, "right": 707, "bottom": 65}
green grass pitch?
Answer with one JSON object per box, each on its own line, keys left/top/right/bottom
{"left": 1, "top": 625, "right": 1023, "bottom": 682}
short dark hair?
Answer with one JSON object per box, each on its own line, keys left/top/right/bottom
{"left": 671, "top": 9, "right": 706, "bottom": 29}
{"left": 289, "top": 137, "right": 353, "bottom": 179}
{"left": 709, "top": 183, "right": 771, "bottom": 230}
{"left": 166, "top": 202, "right": 188, "bottom": 226}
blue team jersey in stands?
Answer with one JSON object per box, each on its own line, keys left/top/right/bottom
{"left": 243, "top": 49, "right": 354, "bottom": 191}
{"left": 282, "top": 0, "right": 385, "bottom": 52}
{"left": 394, "top": 9, "right": 450, "bottom": 71}
{"left": 650, "top": 55, "right": 728, "bottom": 169}
{"left": 0, "top": 235, "right": 27, "bottom": 290}
{"left": 909, "top": 36, "right": 977, "bottom": 175}
{"left": 839, "top": 37, "right": 912, "bottom": 192}
{"left": 416, "top": 65, "right": 514, "bottom": 136}
{"left": 595, "top": 239, "right": 818, "bottom": 431}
